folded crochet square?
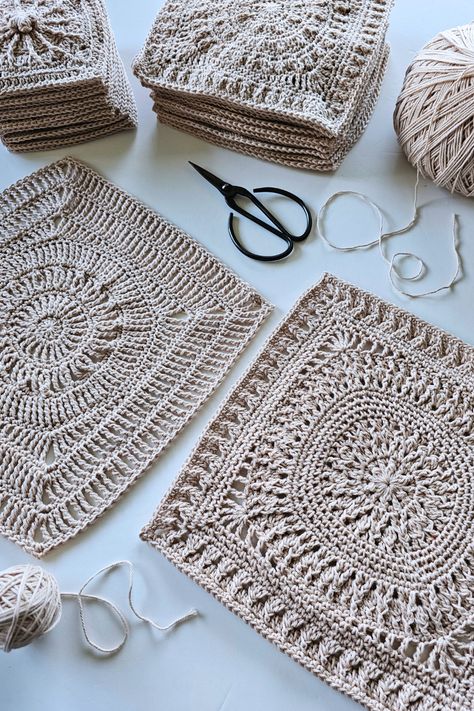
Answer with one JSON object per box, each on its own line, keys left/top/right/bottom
{"left": 143, "top": 274, "right": 474, "bottom": 711}
{"left": 0, "top": 158, "right": 271, "bottom": 557}
{"left": 133, "top": 0, "right": 393, "bottom": 138}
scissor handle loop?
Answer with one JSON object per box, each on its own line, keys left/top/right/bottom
{"left": 253, "top": 187, "right": 313, "bottom": 242}
{"left": 225, "top": 186, "right": 312, "bottom": 262}
{"left": 228, "top": 213, "right": 293, "bottom": 262}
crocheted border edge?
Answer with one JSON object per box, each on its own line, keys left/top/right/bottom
{"left": 0, "top": 156, "right": 273, "bottom": 557}
{"left": 151, "top": 44, "right": 389, "bottom": 171}
{"left": 141, "top": 272, "right": 474, "bottom": 711}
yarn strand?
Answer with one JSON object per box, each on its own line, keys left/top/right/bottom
{"left": 61, "top": 561, "right": 199, "bottom": 655}
{"left": 316, "top": 174, "right": 462, "bottom": 298}
{"left": 0, "top": 562, "right": 198, "bottom": 654}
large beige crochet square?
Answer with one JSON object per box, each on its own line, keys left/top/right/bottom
{"left": 143, "top": 275, "right": 474, "bottom": 711}
{"left": 0, "top": 158, "right": 271, "bottom": 557}
{"left": 133, "top": 0, "right": 393, "bottom": 138}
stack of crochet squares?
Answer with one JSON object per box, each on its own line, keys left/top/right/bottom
{"left": 0, "top": 0, "right": 136, "bottom": 152}
{"left": 133, "top": 0, "right": 393, "bottom": 171}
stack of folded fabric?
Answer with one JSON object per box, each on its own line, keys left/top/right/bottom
{"left": 133, "top": 0, "right": 393, "bottom": 171}
{"left": 0, "top": 0, "right": 136, "bottom": 152}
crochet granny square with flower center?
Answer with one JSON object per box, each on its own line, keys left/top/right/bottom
{"left": 143, "top": 275, "right": 474, "bottom": 711}
{"left": 0, "top": 158, "right": 271, "bottom": 557}
{"left": 133, "top": 0, "right": 393, "bottom": 137}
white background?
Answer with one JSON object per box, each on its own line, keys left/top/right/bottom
{"left": 1, "top": 1, "right": 474, "bottom": 710}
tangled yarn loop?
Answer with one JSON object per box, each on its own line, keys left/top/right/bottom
{"left": 0, "top": 565, "right": 62, "bottom": 652}
{"left": 394, "top": 22, "right": 474, "bottom": 197}
{"left": 0, "top": 561, "right": 198, "bottom": 655}
{"left": 316, "top": 174, "right": 461, "bottom": 299}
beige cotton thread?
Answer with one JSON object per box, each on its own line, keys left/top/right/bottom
{"left": 316, "top": 174, "right": 462, "bottom": 298}
{"left": 0, "top": 561, "right": 198, "bottom": 654}
{"left": 0, "top": 564, "right": 61, "bottom": 651}
{"left": 394, "top": 22, "right": 474, "bottom": 197}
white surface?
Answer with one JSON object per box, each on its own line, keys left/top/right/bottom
{"left": 1, "top": 2, "right": 474, "bottom": 710}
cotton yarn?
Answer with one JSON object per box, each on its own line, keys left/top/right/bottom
{"left": 394, "top": 22, "right": 474, "bottom": 197}
{"left": 0, "top": 561, "right": 198, "bottom": 654}
{"left": 0, "top": 565, "right": 61, "bottom": 652}
{"left": 316, "top": 175, "right": 461, "bottom": 298}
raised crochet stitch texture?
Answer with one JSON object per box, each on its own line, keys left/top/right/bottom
{"left": 0, "top": 0, "right": 137, "bottom": 151}
{"left": 133, "top": 0, "right": 393, "bottom": 170}
{"left": 143, "top": 274, "right": 474, "bottom": 711}
{"left": 0, "top": 158, "right": 271, "bottom": 557}
{"left": 0, "top": 0, "right": 84, "bottom": 65}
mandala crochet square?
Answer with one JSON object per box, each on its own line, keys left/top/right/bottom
{"left": 0, "top": 0, "right": 137, "bottom": 151}
{"left": 133, "top": 0, "right": 393, "bottom": 137}
{"left": 1, "top": 0, "right": 111, "bottom": 93}
{"left": 0, "top": 158, "right": 271, "bottom": 557}
{"left": 143, "top": 274, "right": 474, "bottom": 711}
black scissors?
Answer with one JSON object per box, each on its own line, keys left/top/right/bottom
{"left": 189, "top": 163, "right": 312, "bottom": 262}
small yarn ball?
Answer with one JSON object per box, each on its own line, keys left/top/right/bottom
{"left": 0, "top": 564, "right": 62, "bottom": 652}
{"left": 394, "top": 22, "right": 474, "bottom": 197}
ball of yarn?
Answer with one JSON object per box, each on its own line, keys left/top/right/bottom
{"left": 394, "top": 22, "right": 474, "bottom": 197}
{"left": 0, "top": 565, "right": 62, "bottom": 652}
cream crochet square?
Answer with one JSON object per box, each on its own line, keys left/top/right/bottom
{"left": 0, "top": 0, "right": 136, "bottom": 151}
{"left": 0, "top": 158, "right": 271, "bottom": 557}
{"left": 1, "top": 0, "right": 113, "bottom": 94}
{"left": 143, "top": 274, "right": 474, "bottom": 711}
{"left": 133, "top": 0, "right": 393, "bottom": 138}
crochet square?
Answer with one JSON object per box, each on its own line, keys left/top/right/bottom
{"left": 0, "top": 158, "right": 271, "bottom": 557}
{"left": 143, "top": 274, "right": 474, "bottom": 711}
{"left": 0, "top": 0, "right": 136, "bottom": 151}
{"left": 133, "top": 1, "right": 393, "bottom": 169}
{"left": 1, "top": 0, "right": 101, "bottom": 90}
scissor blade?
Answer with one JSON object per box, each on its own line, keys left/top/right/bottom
{"left": 189, "top": 162, "right": 228, "bottom": 194}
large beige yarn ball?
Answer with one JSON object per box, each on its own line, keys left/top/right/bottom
{"left": 0, "top": 565, "right": 62, "bottom": 652}
{"left": 394, "top": 22, "right": 474, "bottom": 197}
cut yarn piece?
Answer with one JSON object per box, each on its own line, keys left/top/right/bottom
{"left": 316, "top": 172, "right": 461, "bottom": 298}
{"left": 0, "top": 561, "right": 198, "bottom": 654}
